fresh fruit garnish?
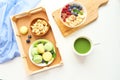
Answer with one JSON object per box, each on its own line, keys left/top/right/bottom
{"left": 28, "top": 35, "right": 32, "bottom": 39}
{"left": 60, "top": 2, "right": 86, "bottom": 28}
{"left": 26, "top": 39, "right": 30, "bottom": 43}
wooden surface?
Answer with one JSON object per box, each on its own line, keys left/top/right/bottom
{"left": 11, "top": 7, "right": 63, "bottom": 74}
{"left": 52, "top": 0, "right": 109, "bottom": 37}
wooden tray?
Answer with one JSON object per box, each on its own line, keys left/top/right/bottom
{"left": 52, "top": 0, "right": 108, "bottom": 37}
{"left": 11, "top": 7, "right": 63, "bottom": 75}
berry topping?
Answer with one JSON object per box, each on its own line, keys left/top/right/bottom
{"left": 61, "top": 2, "right": 86, "bottom": 27}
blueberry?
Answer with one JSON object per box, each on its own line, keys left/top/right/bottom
{"left": 42, "top": 60, "right": 48, "bottom": 64}
{"left": 70, "top": 5, "right": 74, "bottom": 9}
{"left": 68, "top": 8, "right": 72, "bottom": 12}
{"left": 77, "top": 5, "right": 82, "bottom": 10}
{"left": 26, "top": 39, "right": 30, "bottom": 43}
{"left": 28, "top": 35, "right": 32, "bottom": 39}
{"left": 42, "top": 59, "right": 45, "bottom": 63}
{"left": 72, "top": 6, "right": 77, "bottom": 10}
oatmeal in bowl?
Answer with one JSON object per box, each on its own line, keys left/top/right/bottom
{"left": 60, "top": 1, "right": 87, "bottom": 28}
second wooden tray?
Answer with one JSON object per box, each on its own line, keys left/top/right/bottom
{"left": 52, "top": 0, "right": 108, "bottom": 37}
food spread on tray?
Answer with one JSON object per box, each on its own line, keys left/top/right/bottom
{"left": 30, "top": 18, "right": 50, "bottom": 37}
{"left": 29, "top": 39, "right": 56, "bottom": 66}
{"left": 11, "top": 7, "right": 63, "bottom": 74}
{"left": 60, "top": 2, "right": 86, "bottom": 28}
{"left": 10, "top": 0, "right": 109, "bottom": 74}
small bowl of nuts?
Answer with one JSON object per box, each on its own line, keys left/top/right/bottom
{"left": 60, "top": 1, "right": 87, "bottom": 28}
{"left": 30, "top": 18, "right": 50, "bottom": 37}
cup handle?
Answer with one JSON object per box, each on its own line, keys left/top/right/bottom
{"left": 93, "top": 43, "right": 100, "bottom": 46}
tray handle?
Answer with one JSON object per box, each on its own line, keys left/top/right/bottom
{"left": 29, "top": 7, "right": 45, "bottom": 14}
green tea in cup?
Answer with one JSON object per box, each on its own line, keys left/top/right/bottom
{"left": 73, "top": 36, "right": 92, "bottom": 56}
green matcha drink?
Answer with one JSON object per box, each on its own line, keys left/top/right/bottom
{"left": 74, "top": 38, "right": 91, "bottom": 54}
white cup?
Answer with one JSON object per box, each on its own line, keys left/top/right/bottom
{"left": 73, "top": 36, "right": 94, "bottom": 56}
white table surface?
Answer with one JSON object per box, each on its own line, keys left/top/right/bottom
{"left": 0, "top": 0, "right": 120, "bottom": 80}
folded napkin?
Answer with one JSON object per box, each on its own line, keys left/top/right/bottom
{"left": 0, "top": 0, "right": 41, "bottom": 63}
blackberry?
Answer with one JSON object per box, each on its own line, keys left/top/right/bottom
{"left": 28, "top": 35, "right": 32, "bottom": 39}
{"left": 26, "top": 39, "right": 30, "bottom": 43}
{"left": 78, "top": 6, "right": 82, "bottom": 10}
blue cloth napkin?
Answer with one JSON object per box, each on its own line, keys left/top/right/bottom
{"left": 0, "top": 0, "right": 41, "bottom": 63}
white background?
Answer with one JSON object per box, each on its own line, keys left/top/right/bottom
{"left": 0, "top": 0, "right": 120, "bottom": 80}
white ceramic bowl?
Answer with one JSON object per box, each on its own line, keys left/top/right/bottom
{"left": 30, "top": 18, "right": 50, "bottom": 37}
{"left": 29, "top": 39, "right": 56, "bottom": 67}
{"left": 60, "top": 1, "right": 87, "bottom": 28}
{"left": 73, "top": 36, "right": 93, "bottom": 56}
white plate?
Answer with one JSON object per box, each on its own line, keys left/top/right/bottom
{"left": 29, "top": 39, "right": 56, "bottom": 67}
